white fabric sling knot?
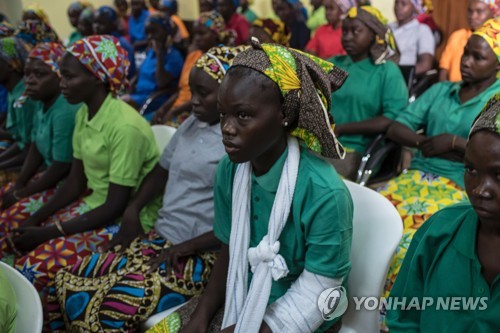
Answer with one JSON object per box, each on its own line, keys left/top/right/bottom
{"left": 248, "top": 235, "right": 289, "bottom": 280}
{"left": 222, "top": 136, "right": 300, "bottom": 333}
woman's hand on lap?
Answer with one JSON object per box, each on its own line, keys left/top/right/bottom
{"left": 420, "top": 134, "right": 455, "bottom": 157}
{"left": 1, "top": 190, "right": 19, "bottom": 210}
{"left": 147, "top": 242, "right": 196, "bottom": 274}
{"left": 11, "top": 226, "right": 54, "bottom": 253}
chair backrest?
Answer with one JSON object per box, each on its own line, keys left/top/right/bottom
{"left": 0, "top": 262, "right": 43, "bottom": 333}
{"left": 151, "top": 125, "right": 177, "bottom": 154}
{"left": 340, "top": 181, "right": 403, "bottom": 333}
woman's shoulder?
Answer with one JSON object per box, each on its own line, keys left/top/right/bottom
{"left": 297, "top": 147, "right": 347, "bottom": 193}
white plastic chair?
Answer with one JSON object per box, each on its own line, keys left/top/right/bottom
{"left": 141, "top": 180, "right": 402, "bottom": 332}
{"left": 151, "top": 125, "right": 177, "bottom": 154}
{"left": 0, "top": 261, "right": 43, "bottom": 333}
{"left": 340, "top": 180, "right": 403, "bottom": 333}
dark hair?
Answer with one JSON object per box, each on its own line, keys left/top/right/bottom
{"left": 0, "top": 13, "right": 9, "bottom": 22}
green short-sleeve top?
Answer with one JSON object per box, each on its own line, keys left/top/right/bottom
{"left": 328, "top": 56, "right": 408, "bottom": 153}
{"left": 387, "top": 203, "right": 500, "bottom": 332}
{"left": 394, "top": 80, "right": 500, "bottom": 188}
{"left": 6, "top": 80, "right": 41, "bottom": 149}
{"left": 31, "top": 94, "right": 80, "bottom": 165}
{"left": 214, "top": 145, "right": 353, "bottom": 306}
{"left": 0, "top": 267, "right": 16, "bottom": 333}
{"left": 72, "top": 94, "right": 160, "bottom": 231}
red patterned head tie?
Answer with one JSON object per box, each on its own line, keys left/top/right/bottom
{"left": 67, "top": 35, "right": 130, "bottom": 96}
{"left": 29, "top": 42, "right": 65, "bottom": 77}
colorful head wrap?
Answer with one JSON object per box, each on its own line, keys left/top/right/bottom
{"left": 334, "top": 0, "right": 357, "bottom": 14}
{"left": 96, "top": 6, "right": 119, "bottom": 23}
{"left": 410, "top": 0, "right": 433, "bottom": 14}
{"left": 16, "top": 19, "right": 60, "bottom": 47}
{"left": 469, "top": 93, "right": 500, "bottom": 139}
{"left": 479, "top": 0, "right": 500, "bottom": 17}
{"left": 0, "top": 37, "right": 31, "bottom": 74}
{"left": 68, "top": 1, "right": 94, "bottom": 13}
{"left": 28, "top": 42, "right": 65, "bottom": 77}
{"left": 67, "top": 35, "right": 130, "bottom": 96}
{"left": 0, "top": 21, "right": 15, "bottom": 38}
{"left": 473, "top": 18, "right": 500, "bottom": 64}
{"left": 15, "top": 42, "right": 66, "bottom": 107}
{"left": 23, "top": 4, "right": 50, "bottom": 24}
{"left": 346, "top": 6, "right": 400, "bottom": 64}
{"left": 252, "top": 18, "right": 291, "bottom": 46}
{"left": 229, "top": 38, "right": 348, "bottom": 159}
{"left": 146, "top": 12, "right": 175, "bottom": 35}
{"left": 195, "top": 45, "right": 248, "bottom": 83}
{"left": 195, "top": 11, "right": 229, "bottom": 43}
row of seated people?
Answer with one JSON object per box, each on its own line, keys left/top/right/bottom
{"left": 0, "top": 2, "right": 498, "bottom": 333}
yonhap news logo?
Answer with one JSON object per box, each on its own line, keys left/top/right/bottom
{"left": 317, "top": 286, "right": 348, "bottom": 321}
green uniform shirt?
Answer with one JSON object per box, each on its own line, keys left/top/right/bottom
{"left": 214, "top": 146, "right": 353, "bottom": 332}
{"left": 239, "top": 7, "right": 258, "bottom": 24}
{"left": 328, "top": 56, "right": 408, "bottom": 153}
{"left": 6, "top": 80, "right": 40, "bottom": 149}
{"left": 72, "top": 94, "right": 160, "bottom": 231}
{"left": 395, "top": 80, "right": 500, "bottom": 188}
{"left": 67, "top": 30, "right": 82, "bottom": 46}
{"left": 0, "top": 267, "right": 16, "bottom": 333}
{"left": 32, "top": 94, "right": 80, "bottom": 166}
{"left": 307, "top": 6, "right": 327, "bottom": 35}
{"left": 387, "top": 203, "right": 500, "bottom": 332}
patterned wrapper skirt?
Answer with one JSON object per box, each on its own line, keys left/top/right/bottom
{"left": 0, "top": 199, "right": 119, "bottom": 305}
{"left": 377, "top": 170, "right": 467, "bottom": 329}
{"left": 0, "top": 178, "right": 57, "bottom": 237}
{"left": 48, "top": 231, "right": 217, "bottom": 333}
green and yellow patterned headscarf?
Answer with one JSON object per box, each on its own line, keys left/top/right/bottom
{"left": 346, "top": 6, "right": 400, "bottom": 64}
{"left": 230, "top": 38, "right": 348, "bottom": 159}
{"left": 194, "top": 45, "right": 249, "bottom": 83}
{"left": 469, "top": 93, "right": 500, "bottom": 139}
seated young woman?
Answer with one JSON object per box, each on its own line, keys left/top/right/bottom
{"left": 387, "top": 93, "right": 500, "bottom": 332}
{"left": 0, "top": 43, "right": 80, "bottom": 238}
{"left": 389, "top": 0, "right": 435, "bottom": 76}
{"left": 151, "top": 39, "right": 353, "bottom": 333}
{"left": 378, "top": 18, "right": 499, "bottom": 328}
{"left": 0, "top": 37, "right": 41, "bottom": 186}
{"left": 152, "top": 11, "right": 231, "bottom": 127}
{"left": 218, "top": 0, "right": 250, "bottom": 46}
{"left": 272, "top": 0, "right": 311, "bottom": 50}
{"left": 121, "top": 13, "right": 184, "bottom": 114}
{"left": 328, "top": 6, "right": 408, "bottom": 180}
{"left": 129, "top": 0, "right": 150, "bottom": 51}
{"left": 48, "top": 45, "right": 247, "bottom": 333}
{"left": 0, "top": 36, "right": 159, "bottom": 305}
{"left": 66, "top": 1, "right": 93, "bottom": 46}
{"left": 93, "top": 5, "right": 136, "bottom": 78}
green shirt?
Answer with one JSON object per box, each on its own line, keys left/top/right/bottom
{"left": 387, "top": 203, "right": 500, "bottom": 332}
{"left": 72, "top": 94, "right": 160, "bottom": 231}
{"left": 0, "top": 267, "right": 16, "bottom": 333}
{"left": 329, "top": 56, "right": 408, "bottom": 153}
{"left": 214, "top": 146, "right": 353, "bottom": 332}
{"left": 6, "top": 80, "right": 40, "bottom": 149}
{"left": 67, "top": 30, "right": 82, "bottom": 46}
{"left": 307, "top": 6, "right": 327, "bottom": 35}
{"left": 238, "top": 7, "right": 258, "bottom": 24}
{"left": 395, "top": 80, "right": 500, "bottom": 188}
{"left": 32, "top": 94, "right": 80, "bottom": 166}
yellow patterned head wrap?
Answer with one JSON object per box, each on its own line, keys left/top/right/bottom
{"left": 346, "top": 6, "right": 400, "bottom": 64}
{"left": 252, "top": 19, "right": 291, "bottom": 46}
{"left": 229, "top": 38, "right": 348, "bottom": 159}
{"left": 473, "top": 18, "right": 500, "bottom": 62}
{"left": 195, "top": 45, "right": 249, "bottom": 83}
{"left": 23, "top": 3, "right": 50, "bottom": 24}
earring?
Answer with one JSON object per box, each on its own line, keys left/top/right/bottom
{"left": 284, "top": 121, "right": 289, "bottom": 127}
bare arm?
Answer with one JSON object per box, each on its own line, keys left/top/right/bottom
{"left": 13, "top": 143, "right": 44, "bottom": 188}
{"left": 438, "top": 68, "right": 449, "bottom": 82}
{"left": 415, "top": 54, "right": 434, "bottom": 76}
{"left": 0, "top": 144, "right": 29, "bottom": 170}
{"left": 336, "top": 116, "right": 393, "bottom": 137}
{"left": 386, "top": 121, "right": 427, "bottom": 148}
